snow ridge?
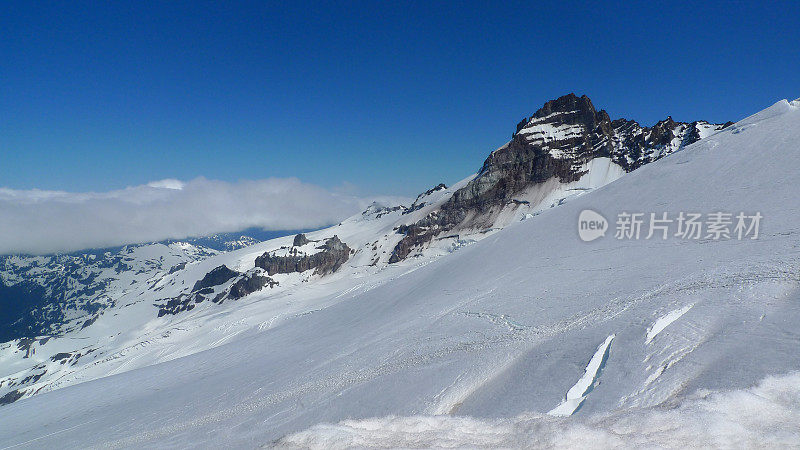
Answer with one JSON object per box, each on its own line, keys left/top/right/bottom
{"left": 548, "top": 334, "right": 615, "bottom": 416}
{"left": 645, "top": 304, "right": 693, "bottom": 344}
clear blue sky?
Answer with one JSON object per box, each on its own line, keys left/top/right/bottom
{"left": 2, "top": 1, "right": 799, "bottom": 196}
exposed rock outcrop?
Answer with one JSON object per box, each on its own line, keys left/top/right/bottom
{"left": 156, "top": 265, "right": 278, "bottom": 317}
{"left": 389, "top": 93, "right": 729, "bottom": 262}
{"left": 292, "top": 233, "right": 310, "bottom": 247}
{"left": 227, "top": 272, "right": 278, "bottom": 300}
{"left": 0, "top": 389, "right": 24, "bottom": 406}
{"left": 255, "top": 236, "right": 352, "bottom": 276}
{"left": 158, "top": 266, "right": 279, "bottom": 316}
{"left": 191, "top": 265, "right": 238, "bottom": 292}
{"left": 404, "top": 183, "right": 448, "bottom": 214}
{"left": 362, "top": 203, "right": 407, "bottom": 219}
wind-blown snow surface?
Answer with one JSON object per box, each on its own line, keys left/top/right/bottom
{"left": 2, "top": 99, "right": 800, "bottom": 448}
{"left": 279, "top": 372, "right": 800, "bottom": 449}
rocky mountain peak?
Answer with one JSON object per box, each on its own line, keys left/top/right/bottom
{"left": 534, "top": 93, "right": 596, "bottom": 118}
{"left": 514, "top": 93, "right": 604, "bottom": 137}
{"left": 389, "top": 94, "right": 730, "bottom": 263}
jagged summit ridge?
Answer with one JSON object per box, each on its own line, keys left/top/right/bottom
{"left": 511, "top": 93, "right": 729, "bottom": 169}
{"left": 389, "top": 93, "right": 730, "bottom": 262}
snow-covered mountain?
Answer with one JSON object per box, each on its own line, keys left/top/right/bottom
{"left": 3, "top": 94, "right": 799, "bottom": 448}
{"left": 0, "top": 228, "right": 314, "bottom": 343}
{"left": 0, "top": 94, "right": 730, "bottom": 409}
{"left": 389, "top": 94, "right": 730, "bottom": 262}
{"left": 0, "top": 93, "right": 725, "bottom": 340}
{"left": 0, "top": 179, "right": 476, "bottom": 407}
{"left": 0, "top": 243, "right": 219, "bottom": 342}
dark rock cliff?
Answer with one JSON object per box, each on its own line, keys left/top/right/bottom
{"left": 292, "top": 233, "right": 310, "bottom": 247}
{"left": 227, "top": 273, "right": 278, "bottom": 300}
{"left": 191, "top": 265, "right": 238, "bottom": 292}
{"left": 389, "top": 93, "right": 729, "bottom": 262}
{"left": 158, "top": 265, "right": 278, "bottom": 316}
{"left": 255, "top": 236, "right": 352, "bottom": 276}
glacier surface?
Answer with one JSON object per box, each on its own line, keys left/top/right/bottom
{"left": 1, "top": 99, "right": 800, "bottom": 448}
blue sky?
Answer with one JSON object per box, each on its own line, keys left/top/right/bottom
{"left": 2, "top": 0, "right": 799, "bottom": 197}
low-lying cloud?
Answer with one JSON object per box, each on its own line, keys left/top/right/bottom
{"left": 0, "top": 177, "right": 404, "bottom": 255}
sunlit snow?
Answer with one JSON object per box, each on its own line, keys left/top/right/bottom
{"left": 1, "top": 99, "right": 799, "bottom": 448}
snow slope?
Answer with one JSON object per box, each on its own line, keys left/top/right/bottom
{"left": 0, "top": 95, "right": 727, "bottom": 408}
{"left": 0, "top": 178, "right": 472, "bottom": 406}
{"left": 1, "top": 98, "right": 799, "bottom": 448}
{"left": 279, "top": 371, "right": 800, "bottom": 449}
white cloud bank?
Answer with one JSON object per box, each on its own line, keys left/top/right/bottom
{"left": 277, "top": 371, "right": 800, "bottom": 449}
{"left": 0, "top": 177, "right": 405, "bottom": 255}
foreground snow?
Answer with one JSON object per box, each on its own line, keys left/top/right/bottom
{"left": 0, "top": 99, "right": 799, "bottom": 448}
{"left": 278, "top": 371, "right": 800, "bottom": 449}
